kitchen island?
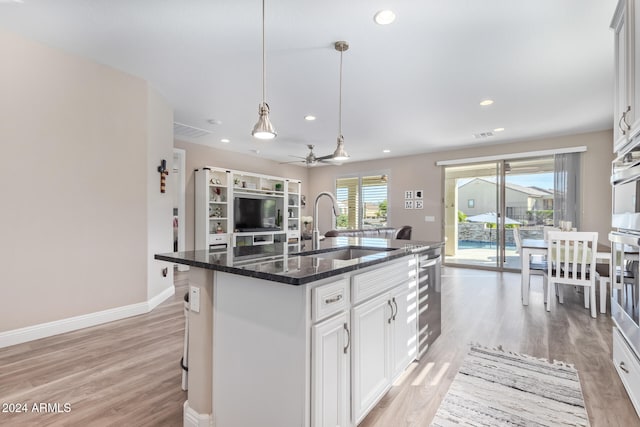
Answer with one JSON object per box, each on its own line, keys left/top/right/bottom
{"left": 155, "top": 237, "right": 442, "bottom": 427}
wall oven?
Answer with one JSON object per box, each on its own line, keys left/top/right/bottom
{"left": 610, "top": 144, "right": 640, "bottom": 405}
{"left": 612, "top": 145, "right": 640, "bottom": 232}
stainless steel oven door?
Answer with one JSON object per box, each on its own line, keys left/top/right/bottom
{"left": 609, "top": 232, "right": 640, "bottom": 338}
{"left": 612, "top": 148, "right": 640, "bottom": 231}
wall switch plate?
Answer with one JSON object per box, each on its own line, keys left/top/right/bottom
{"left": 424, "top": 215, "right": 435, "bottom": 222}
{"left": 190, "top": 286, "right": 201, "bottom": 313}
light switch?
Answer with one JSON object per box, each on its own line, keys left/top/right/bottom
{"left": 424, "top": 215, "right": 435, "bottom": 222}
{"left": 190, "top": 285, "right": 201, "bottom": 313}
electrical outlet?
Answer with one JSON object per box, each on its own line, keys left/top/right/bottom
{"left": 190, "top": 286, "right": 201, "bottom": 313}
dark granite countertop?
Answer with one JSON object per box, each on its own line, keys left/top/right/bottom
{"left": 155, "top": 237, "right": 443, "bottom": 285}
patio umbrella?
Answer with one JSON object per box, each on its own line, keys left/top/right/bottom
{"left": 466, "top": 212, "right": 520, "bottom": 225}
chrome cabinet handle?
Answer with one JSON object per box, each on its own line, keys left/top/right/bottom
{"left": 620, "top": 361, "right": 630, "bottom": 374}
{"left": 620, "top": 106, "right": 632, "bottom": 134}
{"left": 387, "top": 300, "right": 394, "bottom": 324}
{"left": 324, "top": 294, "right": 343, "bottom": 304}
{"left": 343, "top": 322, "right": 350, "bottom": 354}
{"left": 392, "top": 297, "right": 398, "bottom": 321}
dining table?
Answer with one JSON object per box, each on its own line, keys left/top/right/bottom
{"left": 520, "top": 238, "right": 611, "bottom": 306}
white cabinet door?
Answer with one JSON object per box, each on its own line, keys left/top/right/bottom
{"left": 352, "top": 292, "right": 391, "bottom": 424}
{"left": 312, "top": 312, "right": 351, "bottom": 427}
{"left": 613, "top": 0, "right": 631, "bottom": 152}
{"left": 390, "top": 281, "right": 418, "bottom": 379}
{"left": 630, "top": 0, "right": 640, "bottom": 141}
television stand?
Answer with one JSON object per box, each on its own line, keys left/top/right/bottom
{"left": 234, "top": 230, "right": 287, "bottom": 247}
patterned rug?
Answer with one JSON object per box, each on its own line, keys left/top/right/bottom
{"left": 430, "top": 345, "right": 590, "bottom": 426}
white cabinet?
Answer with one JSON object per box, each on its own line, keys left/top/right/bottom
{"left": 286, "top": 179, "right": 302, "bottom": 246}
{"left": 611, "top": 0, "right": 640, "bottom": 153}
{"left": 352, "top": 292, "right": 392, "bottom": 423}
{"left": 208, "top": 256, "right": 421, "bottom": 427}
{"left": 351, "top": 257, "right": 418, "bottom": 425}
{"left": 196, "top": 166, "right": 302, "bottom": 249}
{"left": 195, "top": 167, "right": 230, "bottom": 250}
{"left": 390, "top": 281, "right": 418, "bottom": 378}
{"left": 613, "top": 327, "right": 640, "bottom": 417}
{"left": 311, "top": 311, "right": 350, "bottom": 427}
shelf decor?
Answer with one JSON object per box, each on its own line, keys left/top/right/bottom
{"left": 157, "top": 159, "right": 169, "bottom": 193}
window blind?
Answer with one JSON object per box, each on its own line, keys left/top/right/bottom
{"left": 336, "top": 177, "right": 359, "bottom": 229}
{"left": 336, "top": 175, "right": 388, "bottom": 229}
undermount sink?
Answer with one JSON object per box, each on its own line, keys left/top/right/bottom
{"left": 297, "top": 246, "right": 395, "bottom": 261}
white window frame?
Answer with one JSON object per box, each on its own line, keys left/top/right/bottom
{"left": 335, "top": 171, "right": 390, "bottom": 229}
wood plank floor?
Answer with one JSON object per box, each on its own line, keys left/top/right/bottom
{"left": 0, "top": 267, "right": 637, "bottom": 426}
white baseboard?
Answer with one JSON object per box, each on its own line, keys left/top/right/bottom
{"left": 0, "top": 285, "right": 175, "bottom": 349}
{"left": 183, "top": 400, "right": 212, "bottom": 427}
{"left": 148, "top": 285, "right": 175, "bottom": 311}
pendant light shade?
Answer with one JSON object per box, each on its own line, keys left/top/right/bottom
{"left": 333, "top": 135, "right": 349, "bottom": 161}
{"left": 252, "top": 102, "right": 276, "bottom": 139}
{"left": 252, "top": 0, "right": 276, "bottom": 139}
{"left": 333, "top": 41, "right": 350, "bottom": 161}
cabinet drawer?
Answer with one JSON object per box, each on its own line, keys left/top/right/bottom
{"left": 209, "top": 234, "right": 228, "bottom": 245}
{"left": 312, "top": 279, "right": 349, "bottom": 322}
{"left": 352, "top": 257, "right": 416, "bottom": 305}
{"left": 613, "top": 327, "right": 640, "bottom": 417}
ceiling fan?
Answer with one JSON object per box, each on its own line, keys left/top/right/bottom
{"left": 282, "top": 144, "right": 341, "bottom": 167}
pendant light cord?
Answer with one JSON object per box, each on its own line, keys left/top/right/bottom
{"left": 262, "top": 0, "right": 266, "bottom": 104}
{"left": 338, "top": 48, "right": 343, "bottom": 136}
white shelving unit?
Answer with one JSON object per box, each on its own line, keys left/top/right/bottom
{"left": 195, "top": 167, "right": 231, "bottom": 250}
{"left": 286, "top": 179, "right": 302, "bottom": 247}
{"left": 196, "top": 167, "right": 302, "bottom": 249}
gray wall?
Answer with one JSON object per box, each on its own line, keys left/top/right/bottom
{"left": 0, "top": 29, "right": 174, "bottom": 334}
{"left": 307, "top": 130, "right": 614, "bottom": 244}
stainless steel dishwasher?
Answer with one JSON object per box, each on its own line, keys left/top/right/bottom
{"left": 417, "top": 248, "right": 441, "bottom": 359}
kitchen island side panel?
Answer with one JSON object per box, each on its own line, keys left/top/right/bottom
{"left": 213, "top": 271, "right": 310, "bottom": 427}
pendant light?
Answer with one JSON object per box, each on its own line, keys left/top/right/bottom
{"left": 333, "top": 41, "right": 350, "bottom": 161}
{"left": 252, "top": 0, "right": 276, "bottom": 139}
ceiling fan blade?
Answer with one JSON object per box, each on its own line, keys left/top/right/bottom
{"left": 279, "top": 159, "right": 306, "bottom": 164}
{"left": 315, "top": 153, "right": 335, "bottom": 161}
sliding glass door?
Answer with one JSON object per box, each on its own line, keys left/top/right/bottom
{"left": 444, "top": 156, "right": 554, "bottom": 271}
{"left": 445, "top": 162, "right": 502, "bottom": 269}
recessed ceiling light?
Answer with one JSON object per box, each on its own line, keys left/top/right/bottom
{"left": 374, "top": 10, "right": 396, "bottom": 25}
{"left": 383, "top": 149, "right": 391, "bottom": 153}
{"left": 479, "top": 99, "right": 494, "bottom": 106}
{"left": 220, "top": 138, "right": 230, "bottom": 143}
{"left": 304, "top": 115, "right": 316, "bottom": 121}
{"left": 493, "top": 127, "right": 505, "bottom": 132}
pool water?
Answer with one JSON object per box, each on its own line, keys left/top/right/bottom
{"left": 458, "top": 240, "right": 516, "bottom": 250}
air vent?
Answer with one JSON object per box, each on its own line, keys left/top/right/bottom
{"left": 173, "top": 122, "right": 212, "bottom": 138}
{"left": 473, "top": 131, "right": 494, "bottom": 139}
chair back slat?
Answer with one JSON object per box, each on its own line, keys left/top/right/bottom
{"left": 547, "top": 231, "right": 598, "bottom": 283}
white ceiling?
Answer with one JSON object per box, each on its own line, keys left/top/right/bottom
{"left": 0, "top": 0, "right": 618, "bottom": 165}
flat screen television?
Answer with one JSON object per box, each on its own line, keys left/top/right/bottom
{"left": 234, "top": 197, "right": 279, "bottom": 232}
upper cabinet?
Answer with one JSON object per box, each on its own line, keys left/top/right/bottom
{"left": 612, "top": 0, "right": 640, "bottom": 154}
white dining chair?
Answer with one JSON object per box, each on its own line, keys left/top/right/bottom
{"left": 596, "top": 243, "right": 637, "bottom": 313}
{"left": 544, "top": 231, "right": 598, "bottom": 318}
{"left": 543, "top": 226, "right": 561, "bottom": 240}
{"left": 514, "top": 226, "right": 546, "bottom": 283}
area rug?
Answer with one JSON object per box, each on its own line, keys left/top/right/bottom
{"left": 430, "top": 345, "right": 590, "bottom": 426}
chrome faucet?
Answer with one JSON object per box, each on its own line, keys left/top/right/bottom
{"left": 313, "top": 191, "right": 339, "bottom": 250}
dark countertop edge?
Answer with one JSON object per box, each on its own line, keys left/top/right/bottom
{"left": 155, "top": 240, "right": 443, "bottom": 286}
{"left": 155, "top": 249, "right": 416, "bottom": 285}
